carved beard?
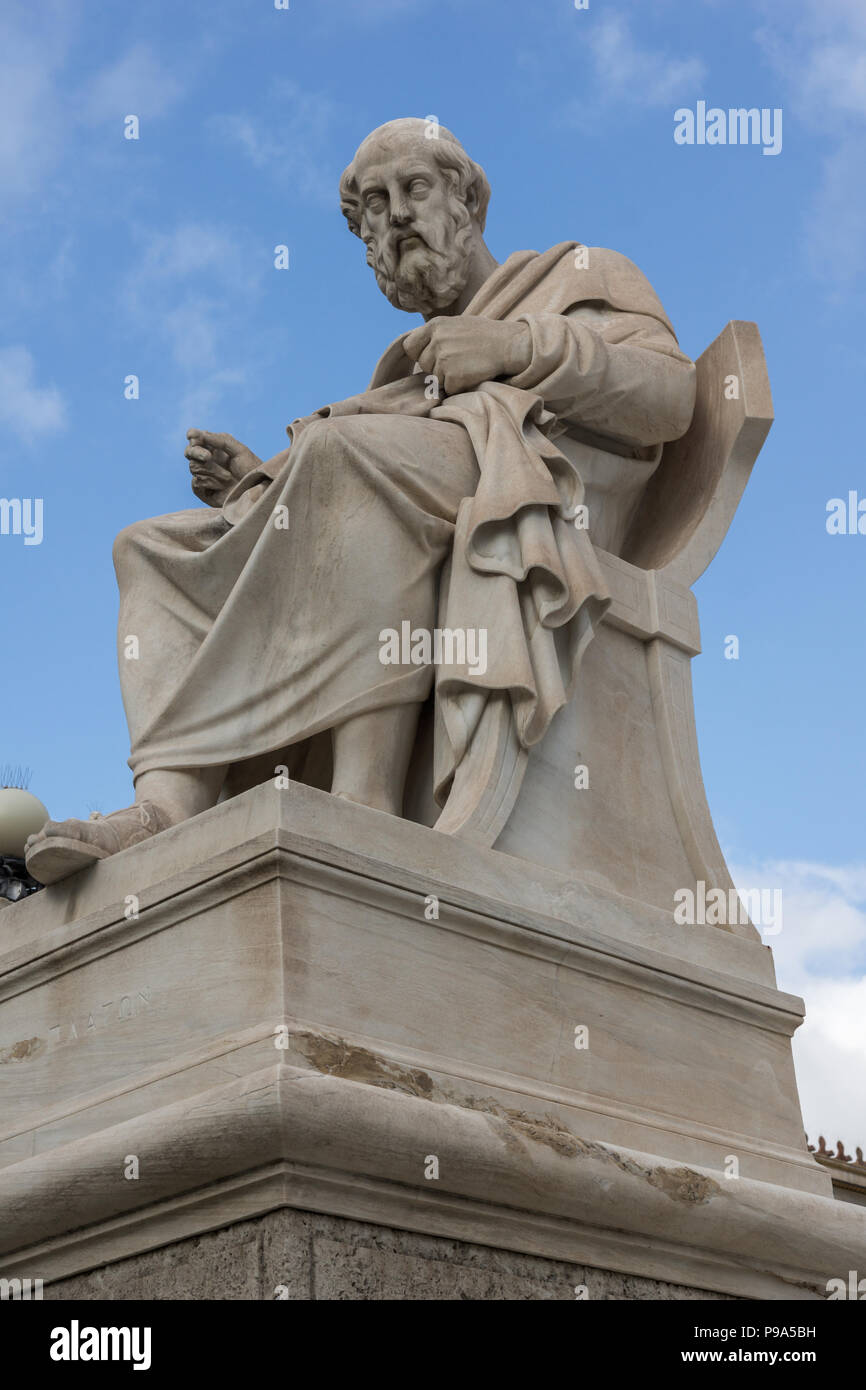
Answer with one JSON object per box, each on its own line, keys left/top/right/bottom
{"left": 365, "top": 199, "right": 475, "bottom": 315}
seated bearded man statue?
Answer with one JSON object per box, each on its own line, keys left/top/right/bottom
{"left": 26, "top": 117, "right": 697, "bottom": 885}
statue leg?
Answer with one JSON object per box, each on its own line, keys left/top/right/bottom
{"left": 24, "top": 763, "right": 231, "bottom": 885}
{"left": 121, "top": 415, "right": 479, "bottom": 819}
{"left": 25, "top": 507, "right": 235, "bottom": 884}
{"left": 133, "top": 765, "right": 228, "bottom": 824}
{"left": 331, "top": 705, "right": 421, "bottom": 815}
{"left": 27, "top": 417, "right": 479, "bottom": 881}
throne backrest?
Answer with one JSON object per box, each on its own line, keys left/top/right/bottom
{"left": 621, "top": 319, "right": 773, "bottom": 583}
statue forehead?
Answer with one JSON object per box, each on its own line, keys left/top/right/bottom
{"left": 352, "top": 129, "right": 445, "bottom": 183}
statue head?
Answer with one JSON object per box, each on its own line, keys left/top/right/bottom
{"left": 340, "top": 118, "right": 491, "bottom": 316}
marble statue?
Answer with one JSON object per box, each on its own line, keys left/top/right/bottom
{"left": 25, "top": 117, "right": 696, "bottom": 885}
{"left": 13, "top": 120, "right": 851, "bottom": 1313}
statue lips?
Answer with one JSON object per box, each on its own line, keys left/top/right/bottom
{"left": 395, "top": 231, "right": 426, "bottom": 258}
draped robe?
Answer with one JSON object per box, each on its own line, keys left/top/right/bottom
{"left": 114, "top": 242, "right": 696, "bottom": 806}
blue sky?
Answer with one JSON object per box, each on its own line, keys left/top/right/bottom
{"left": 1, "top": 0, "right": 864, "bottom": 1144}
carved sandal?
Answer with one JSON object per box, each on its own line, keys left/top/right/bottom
{"left": 24, "top": 801, "right": 170, "bottom": 886}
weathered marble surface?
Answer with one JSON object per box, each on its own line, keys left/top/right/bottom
{"left": 1, "top": 783, "right": 861, "bottom": 1301}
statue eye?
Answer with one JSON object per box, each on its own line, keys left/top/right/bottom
{"left": 365, "top": 192, "right": 386, "bottom": 213}
{"left": 409, "top": 179, "right": 430, "bottom": 197}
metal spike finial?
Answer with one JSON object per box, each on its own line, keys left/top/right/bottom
{"left": 0, "top": 765, "right": 33, "bottom": 791}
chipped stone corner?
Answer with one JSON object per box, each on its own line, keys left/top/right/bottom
{"left": 289, "top": 1026, "right": 720, "bottom": 1205}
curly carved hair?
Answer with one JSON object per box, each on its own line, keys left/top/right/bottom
{"left": 339, "top": 118, "right": 491, "bottom": 240}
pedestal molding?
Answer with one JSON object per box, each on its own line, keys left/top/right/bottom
{"left": 0, "top": 1064, "right": 860, "bottom": 1300}
{"left": 0, "top": 836, "right": 800, "bottom": 1037}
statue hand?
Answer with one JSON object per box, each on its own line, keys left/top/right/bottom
{"left": 403, "top": 316, "right": 532, "bottom": 397}
{"left": 185, "top": 430, "right": 263, "bottom": 507}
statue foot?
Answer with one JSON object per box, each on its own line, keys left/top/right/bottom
{"left": 24, "top": 801, "right": 171, "bottom": 885}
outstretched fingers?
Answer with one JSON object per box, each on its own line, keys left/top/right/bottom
{"left": 186, "top": 428, "right": 237, "bottom": 464}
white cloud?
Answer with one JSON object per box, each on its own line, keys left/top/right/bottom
{"left": 81, "top": 42, "right": 182, "bottom": 125}
{"left": 729, "top": 856, "right": 866, "bottom": 1150}
{"left": 118, "top": 222, "right": 265, "bottom": 441}
{"left": 0, "top": 346, "right": 67, "bottom": 443}
{"left": 177, "top": 367, "right": 250, "bottom": 436}
{"left": 0, "top": 9, "right": 182, "bottom": 210}
{"left": 121, "top": 224, "right": 262, "bottom": 371}
{"left": 756, "top": 0, "right": 866, "bottom": 288}
{"left": 757, "top": 0, "right": 866, "bottom": 122}
{"left": 800, "top": 43, "right": 866, "bottom": 120}
{"left": 585, "top": 14, "right": 706, "bottom": 108}
{"left": 211, "top": 80, "right": 342, "bottom": 204}
{"left": 0, "top": 3, "right": 73, "bottom": 201}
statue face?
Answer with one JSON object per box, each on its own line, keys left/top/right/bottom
{"left": 354, "top": 144, "right": 476, "bottom": 315}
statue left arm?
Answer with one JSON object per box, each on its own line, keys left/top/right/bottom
{"left": 504, "top": 306, "right": 696, "bottom": 450}
{"left": 401, "top": 308, "right": 694, "bottom": 451}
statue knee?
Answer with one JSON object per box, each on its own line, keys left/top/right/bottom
{"left": 291, "top": 417, "right": 365, "bottom": 488}
{"left": 112, "top": 518, "right": 160, "bottom": 573}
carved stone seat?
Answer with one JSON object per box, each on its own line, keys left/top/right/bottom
{"left": 404, "top": 321, "right": 774, "bottom": 932}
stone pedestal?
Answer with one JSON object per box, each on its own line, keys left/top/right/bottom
{"left": 1, "top": 783, "right": 863, "bottom": 1299}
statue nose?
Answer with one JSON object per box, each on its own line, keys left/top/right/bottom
{"left": 390, "top": 204, "right": 411, "bottom": 226}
